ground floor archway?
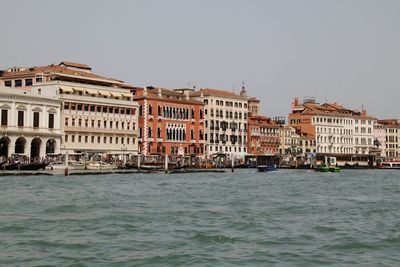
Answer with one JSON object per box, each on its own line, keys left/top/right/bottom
{"left": 15, "top": 137, "right": 26, "bottom": 154}
{"left": 30, "top": 138, "right": 42, "bottom": 160}
{"left": 0, "top": 136, "right": 10, "bottom": 158}
{"left": 46, "top": 139, "right": 56, "bottom": 154}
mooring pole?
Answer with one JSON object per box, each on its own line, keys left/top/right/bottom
{"left": 165, "top": 154, "right": 169, "bottom": 174}
{"left": 64, "top": 151, "right": 69, "bottom": 176}
{"left": 231, "top": 154, "right": 234, "bottom": 172}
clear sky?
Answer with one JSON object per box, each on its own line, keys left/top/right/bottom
{"left": 1, "top": 0, "right": 399, "bottom": 119}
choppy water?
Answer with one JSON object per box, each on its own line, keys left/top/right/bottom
{"left": 1, "top": 169, "right": 400, "bottom": 266}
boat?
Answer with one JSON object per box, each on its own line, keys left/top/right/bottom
{"left": 315, "top": 165, "right": 330, "bottom": 172}
{"left": 85, "top": 162, "right": 118, "bottom": 170}
{"left": 377, "top": 160, "right": 400, "bottom": 169}
{"left": 257, "top": 165, "right": 278, "bottom": 172}
{"left": 256, "top": 155, "right": 280, "bottom": 172}
{"left": 2, "top": 161, "right": 20, "bottom": 170}
{"left": 18, "top": 162, "right": 49, "bottom": 171}
{"left": 315, "top": 156, "right": 340, "bottom": 173}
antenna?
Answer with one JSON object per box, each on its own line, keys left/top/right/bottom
{"left": 242, "top": 80, "right": 245, "bottom": 89}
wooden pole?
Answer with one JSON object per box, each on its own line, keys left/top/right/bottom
{"left": 165, "top": 154, "right": 169, "bottom": 173}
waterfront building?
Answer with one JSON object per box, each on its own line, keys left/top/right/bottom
{"left": 288, "top": 97, "right": 376, "bottom": 156}
{"left": 0, "top": 86, "right": 62, "bottom": 160}
{"left": 378, "top": 119, "right": 400, "bottom": 158}
{"left": 0, "top": 61, "right": 139, "bottom": 158}
{"left": 132, "top": 86, "right": 204, "bottom": 157}
{"left": 190, "top": 88, "right": 248, "bottom": 159}
{"left": 248, "top": 116, "right": 280, "bottom": 155}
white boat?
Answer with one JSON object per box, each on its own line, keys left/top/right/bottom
{"left": 378, "top": 160, "right": 400, "bottom": 169}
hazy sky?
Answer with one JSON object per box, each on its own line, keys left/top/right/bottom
{"left": 1, "top": 0, "right": 399, "bottom": 119}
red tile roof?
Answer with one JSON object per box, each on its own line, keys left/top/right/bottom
{"left": 0, "top": 62, "right": 126, "bottom": 86}
{"left": 59, "top": 61, "right": 91, "bottom": 70}
{"left": 190, "top": 88, "right": 247, "bottom": 100}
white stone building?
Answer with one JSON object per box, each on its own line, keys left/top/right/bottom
{"left": 190, "top": 88, "right": 248, "bottom": 159}
{"left": 0, "top": 87, "right": 62, "bottom": 160}
{"left": 0, "top": 61, "right": 139, "bottom": 159}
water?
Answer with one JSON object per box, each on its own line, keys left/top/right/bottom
{"left": 1, "top": 169, "right": 400, "bottom": 267}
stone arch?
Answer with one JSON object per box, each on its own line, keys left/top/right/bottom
{"left": 46, "top": 139, "right": 56, "bottom": 154}
{"left": 0, "top": 136, "right": 10, "bottom": 158}
{"left": 30, "top": 138, "right": 42, "bottom": 160}
{"left": 15, "top": 137, "right": 27, "bottom": 154}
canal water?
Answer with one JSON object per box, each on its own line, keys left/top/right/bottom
{"left": 1, "top": 169, "right": 399, "bottom": 266}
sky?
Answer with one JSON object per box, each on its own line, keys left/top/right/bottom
{"left": 1, "top": 0, "right": 399, "bottom": 119}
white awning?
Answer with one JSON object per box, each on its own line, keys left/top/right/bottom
{"left": 72, "top": 87, "right": 85, "bottom": 92}
{"left": 59, "top": 86, "right": 73, "bottom": 93}
{"left": 86, "top": 89, "right": 99, "bottom": 95}
{"left": 98, "top": 90, "right": 110, "bottom": 96}
{"left": 122, "top": 93, "right": 132, "bottom": 98}
{"left": 110, "top": 91, "right": 123, "bottom": 97}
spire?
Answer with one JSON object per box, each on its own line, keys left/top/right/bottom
{"left": 239, "top": 80, "right": 247, "bottom": 97}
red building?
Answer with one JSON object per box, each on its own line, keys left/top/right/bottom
{"left": 248, "top": 116, "right": 280, "bottom": 155}
{"left": 132, "top": 86, "right": 204, "bottom": 157}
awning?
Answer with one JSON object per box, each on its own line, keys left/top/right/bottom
{"left": 109, "top": 91, "right": 123, "bottom": 97}
{"left": 122, "top": 93, "right": 132, "bottom": 98}
{"left": 59, "top": 86, "right": 73, "bottom": 93}
{"left": 86, "top": 89, "right": 99, "bottom": 95}
{"left": 98, "top": 90, "right": 110, "bottom": 96}
{"left": 72, "top": 87, "right": 85, "bottom": 92}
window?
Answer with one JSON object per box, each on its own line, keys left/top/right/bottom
{"left": 48, "top": 113, "right": 54, "bottom": 129}
{"left": 91, "top": 136, "right": 94, "bottom": 143}
{"left": 15, "top": 80, "right": 22, "bottom": 87}
{"left": 1, "top": 109, "right": 8, "bottom": 126}
{"left": 4, "top": 80, "right": 12, "bottom": 87}
{"left": 18, "top": 110, "right": 24, "bottom": 127}
{"left": 33, "top": 112, "right": 39, "bottom": 127}
{"left": 36, "top": 77, "right": 43, "bottom": 83}
{"left": 25, "top": 79, "right": 33, "bottom": 86}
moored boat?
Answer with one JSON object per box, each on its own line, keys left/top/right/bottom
{"left": 377, "top": 160, "right": 400, "bottom": 169}
{"left": 257, "top": 165, "right": 278, "bottom": 172}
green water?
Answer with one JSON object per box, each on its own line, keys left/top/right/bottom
{"left": 1, "top": 169, "right": 400, "bottom": 266}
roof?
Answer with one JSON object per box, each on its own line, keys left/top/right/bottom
{"left": 249, "top": 115, "right": 279, "bottom": 127}
{"left": 132, "top": 86, "right": 203, "bottom": 105}
{"left": 292, "top": 101, "right": 376, "bottom": 120}
{"left": 58, "top": 61, "right": 91, "bottom": 70}
{"left": 0, "top": 61, "right": 127, "bottom": 86}
{"left": 190, "top": 88, "right": 247, "bottom": 100}
{"left": 378, "top": 119, "right": 400, "bottom": 127}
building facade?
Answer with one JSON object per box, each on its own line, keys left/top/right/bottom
{"left": 0, "top": 87, "right": 62, "bottom": 160}
{"left": 0, "top": 61, "right": 139, "bottom": 158}
{"left": 288, "top": 97, "right": 375, "bottom": 156}
{"left": 248, "top": 116, "right": 280, "bottom": 155}
{"left": 190, "top": 88, "right": 248, "bottom": 159}
{"left": 133, "top": 87, "right": 204, "bottom": 157}
{"left": 378, "top": 119, "right": 400, "bottom": 158}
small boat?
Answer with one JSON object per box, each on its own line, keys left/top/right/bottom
{"left": 18, "top": 162, "right": 49, "bottom": 171}
{"left": 329, "top": 166, "right": 341, "bottom": 172}
{"left": 3, "top": 161, "right": 20, "bottom": 170}
{"left": 315, "top": 156, "right": 340, "bottom": 172}
{"left": 257, "top": 165, "right": 278, "bottom": 172}
{"left": 377, "top": 160, "right": 400, "bottom": 169}
{"left": 315, "top": 165, "right": 330, "bottom": 172}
